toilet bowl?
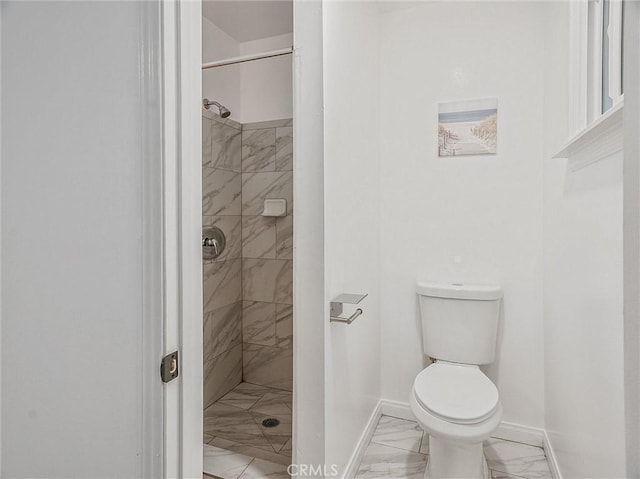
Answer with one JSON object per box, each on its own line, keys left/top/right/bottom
{"left": 409, "top": 361, "right": 502, "bottom": 478}
{"left": 413, "top": 281, "right": 503, "bottom": 479}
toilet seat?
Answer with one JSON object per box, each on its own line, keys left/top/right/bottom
{"left": 413, "top": 362, "right": 499, "bottom": 425}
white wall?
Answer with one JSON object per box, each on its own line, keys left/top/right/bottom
{"left": 1, "top": 2, "right": 162, "bottom": 476}
{"left": 202, "top": 17, "right": 242, "bottom": 122}
{"left": 202, "top": 21, "right": 292, "bottom": 124}
{"left": 323, "top": 1, "right": 381, "bottom": 475}
{"left": 241, "top": 33, "right": 293, "bottom": 123}
{"left": 378, "top": 2, "right": 546, "bottom": 429}
{"left": 543, "top": 3, "right": 627, "bottom": 477}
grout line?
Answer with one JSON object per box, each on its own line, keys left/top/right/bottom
{"left": 488, "top": 436, "right": 545, "bottom": 450}
{"left": 235, "top": 458, "right": 254, "bottom": 479}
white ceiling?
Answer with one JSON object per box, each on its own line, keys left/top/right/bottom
{"left": 202, "top": 0, "right": 293, "bottom": 43}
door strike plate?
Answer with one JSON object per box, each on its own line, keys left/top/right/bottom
{"left": 161, "top": 351, "right": 179, "bottom": 383}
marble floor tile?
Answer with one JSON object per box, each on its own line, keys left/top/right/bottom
{"left": 204, "top": 401, "right": 274, "bottom": 452}
{"left": 217, "top": 387, "right": 263, "bottom": 410}
{"left": 203, "top": 443, "right": 253, "bottom": 479}
{"left": 250, "top": 391, "right": 292, "bottom": 417}
{"left": 483, "top": 438, "right": 552, "bottom": 479}
{"left": 371, "top": 416, "right": 424, "bottom": 453}
{"left": 209, "top": 436, "right": 291, "bottom": 466}
{"left": 238, "top": 458, "right": 290, "bottom": 479}
{"left": 419, "top": 432, "right": 429, "bottom": 455}
{"left": 355, "top": 442, "right": 427, "bottom": 479}
{"left": 250, "top": 408, "right": 292, "bottom": 453}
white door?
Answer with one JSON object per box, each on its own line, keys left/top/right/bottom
{"left": 1, "top": 1, "right": 165, "bottom": 477}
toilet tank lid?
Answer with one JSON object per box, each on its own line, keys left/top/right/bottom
{"left": 416, "top": 281, "right": 503, "bottom": 300}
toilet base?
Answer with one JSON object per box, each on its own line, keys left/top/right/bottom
{"left": 423, "top": 435, "right": 489, "bottom": 479}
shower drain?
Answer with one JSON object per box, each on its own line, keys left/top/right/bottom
{"left": 262, "top": 418, "right": 280, "bottom": 428}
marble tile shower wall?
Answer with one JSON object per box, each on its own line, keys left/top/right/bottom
{"left": 202, "top": 112, "right": 294, "bottom": 410}
{"left": 203, "top": 110, "right": 244, "bottom": 409}
{"left": 241, "top": 119, "right": 293, "bottom": 392}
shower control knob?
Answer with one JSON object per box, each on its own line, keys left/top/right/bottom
{"left": 202, "top": 226, "right": 226, "bottom": 261}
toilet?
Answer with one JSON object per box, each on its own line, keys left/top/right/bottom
{"left": 410, "top": 281, "right": 503, "bottom": 479}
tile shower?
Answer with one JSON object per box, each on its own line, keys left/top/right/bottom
{"left": 202, "top": 109, "right": 293, "bottom": 464}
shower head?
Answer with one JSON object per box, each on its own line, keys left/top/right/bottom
{"left": 203, "top": 99, "right": 231, "bottom": 118}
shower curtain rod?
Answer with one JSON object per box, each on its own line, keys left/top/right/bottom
{"left": 202, "top": 47, "right": 294, "bottom": 70}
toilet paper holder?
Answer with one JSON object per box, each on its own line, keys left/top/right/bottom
{"left": 330, "top": 293, "right": 368, "bottom": 324}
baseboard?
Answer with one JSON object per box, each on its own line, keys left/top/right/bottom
{"left": 341, "top": 399, "right": 561, "bottom": 479}
{"left": 342, "top": 401, "right": 383, "bottom": 479}
{"left": 492, "top": 421, "right": 545, "bottom": 447}
{"left": 379, "top": 400, "right": 544, "bottom": 449}
{"left": 543, "top": 430, "right": 563, "bottom": 479}
{"left": 379, "top": 399, "right": 416, "bottom": 421}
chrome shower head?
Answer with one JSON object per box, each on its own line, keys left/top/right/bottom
{"left": 203, "top": 99, "right": 231, "bottom": 118}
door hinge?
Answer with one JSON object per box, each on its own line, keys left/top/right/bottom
{"left": 161, "top": 351, "right": 179, "bottom": 383}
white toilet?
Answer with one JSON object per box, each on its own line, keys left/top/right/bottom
{"left": 410, "top": 281, "right": 503, "bottom": 479}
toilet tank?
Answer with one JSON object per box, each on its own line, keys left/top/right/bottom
{"left": 416, "top": 281, "right": 503, "bottom": 365}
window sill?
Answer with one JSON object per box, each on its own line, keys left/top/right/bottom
{"left": 553, "top": 101, "right": 623, "bottom": 171}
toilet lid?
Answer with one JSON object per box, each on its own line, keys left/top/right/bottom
{"left": 413, "top": 362, "right": 499, "bottom": 424}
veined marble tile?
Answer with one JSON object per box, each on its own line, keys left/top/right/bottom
{"left": 243, "top": 259, "right": 293, "bottom": 304}
{"left": 241, "top": 172, "right": 293, "bottom": 216}
{"left": 243, "top": 118, "right": 292, "bottom": 130}
{"left": 484, "top": 438, "right": 552, "bottom": 479}
{"left": 419, "top": 432, "right": 429, "bottom": 455}
{"left": 204, "top": 259, "right": 242, "bottom": 313}
{"left": 203, "top": 168, "right": 242, "bottom": 216}
{"left": 204, "top": 402, "right": 275, "bottom": 452}
{"left": 279, "top": 439, "right": 292, "bottom": 457}
{"left": 250, "top": 408, "right": 292, "bottom": 453}
{"left": 203, "top": 215, "right": 242, "bottom": 263}
{"left": 243, "top": 344, "right": 293, "bottom": 391}
{"left": 275, "top": 127, "right": 293, "bottom": 171}
{"left": 355, "top": 442, "right": 427, "bottom": 479}
{"left": 275, "top": 216, "right": 293, "bottom": 260}
{"left": 218, "top": 388, "right": 262, "bottom": 410}
{"left": 204, "top": 301, "right": 242, "bottom": 361}
{"left": 238, "top": 458, "right": 291, "bottom": 479}
{"left": 203, "top": 117, "right": 213, "bottom": 166}
{"left": 249, "top": 391, "right": 291, "bottom": 417}
{"left": 242, "top": 128, "right": 276, "bottom": 172}
{"left": 212, "top": 122, "right": 242, "bottom": 172}
{"left": 371, "top": 415, "right": 424, "bottom": 453}
{"left": 275, "top": 304, "right": 293, "bottom": 349}
{"left": 203, "top": 443, "right": 253, "bottom": 479}
{"left": 491, "top": 471, "right": 532, "bottom": 479}
{"left": 204, "top": 344, "right": 242, "bottom": 408}
{"left": 242, "top": 215, "right": 276, "bottom": 259}
{"left": 243, "top": 301, "right": 277, "bottom": 347}
{"left": 208, "top": 436, "right": 291, "bottom": 466}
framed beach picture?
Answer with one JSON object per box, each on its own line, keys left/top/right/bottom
{"left": 438, "top": 98, "right": 498, "bottom": 157}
